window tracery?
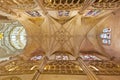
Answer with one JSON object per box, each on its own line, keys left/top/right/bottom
{"left": 84, "top": 9, "right": 103, "bottom": 17}
{"left": 0, "top": 21, "right": 27, "bottom": 61}
{"left": 55, "top": 52, "right": 69, "bottom": 60}
{"left": 58, "top": 10, "right": 70, "bottom": 16}
{"left": 10, "top": 27, "right": 27, "bottom": 49}
{"left": 100, "top": 28, "right": 111, "bottom": 45}
{"left": 26, "top": 11, "right": 41, "bottom": 17}
{"left": 80, "top": 54, "right": 101, "bottom": 60}
{"left": 31, "top": 55, "right": 42, "bottom": 61}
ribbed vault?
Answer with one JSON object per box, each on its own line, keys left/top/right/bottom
{"left": 0, "top": 0, "right": 120, "bottom": 80}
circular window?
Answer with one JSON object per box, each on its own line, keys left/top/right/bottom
{"left": 10, "top": 26, "right": 27, "bottom": 49}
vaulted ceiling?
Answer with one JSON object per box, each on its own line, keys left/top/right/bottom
{"left": 0, "top": 0, "right": 120, "bottom": 63}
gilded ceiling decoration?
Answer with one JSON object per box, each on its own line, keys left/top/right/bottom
{"left": 93, "top": 0, "right": 120, "bottom": 9}
{"left": 0, "top": 59, "right": 120, "bottom": 76}
{"left": 2, "top": 76, "right": 21, "bottom": 80}
{"left": 43, "top": 0, "right": 85, "bottom": 10}
{"left": 43, "top": 0, "right": 120, "bottom": 10}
